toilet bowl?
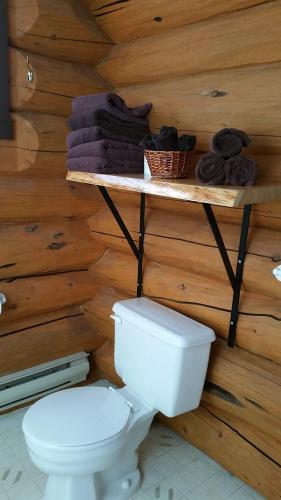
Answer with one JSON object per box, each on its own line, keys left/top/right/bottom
{"left": 23, "top": 385, "right": 156, "bottom": 500}
{"left": 23, "top": 297, "right": 215, "bottom": 500}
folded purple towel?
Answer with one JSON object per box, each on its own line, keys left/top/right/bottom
{"left": 196, "top": 153, "right": 226, "bottom": 185}
{"left": 66, "top": 156, "right": 143, "bottom": 174}
{"left": 68, "top": 140, "right": 143, "bottom": 161}
{"left": 72, "top": 92, "right": 152, "bottom": 127}
{"left": 212, "top": 128, "right": 251, "bottom": 158}
{"left": 67, "top": 126, "right": 143, "bottom": 149}
{"left": 226, "top": 155, "right": 257, "bottom": 186}
{"left": 68, "top": 108, "right": 149, "bottom": 133}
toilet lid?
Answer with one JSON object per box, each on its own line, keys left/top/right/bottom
{"left": 22, "top": 387, "right": 131, "bottom": 447}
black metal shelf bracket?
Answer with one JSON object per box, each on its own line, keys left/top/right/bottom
{"left": 97, "top": 185, "right": 252, "bottom": 347}
{"left": 228, "top": 204, "right": 252, "bottom": 347}
{"left": 202, "top": 204, "right": 236, "bottom": 291}
{"left": 202, "top": 203, "right": 252, "bottom": 347}
{"left": 137, "top": 193, "right": 146, "bottom": 297}
{"left": 98, "top": 186, "right": 145, "bottom": 297}
{"left": 98, "top": 186, "right": 140, "bottom": 260}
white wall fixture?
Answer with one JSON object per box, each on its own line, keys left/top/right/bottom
{"left": 273, "top": 264, "right": 281, "bottom": 281}
{"left": 0, "top": 293, "right": 6, "bottom": 315}
{"left": 0, "top": 351, "right": 89, "bottom": 411}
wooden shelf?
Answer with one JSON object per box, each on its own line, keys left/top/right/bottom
{"left": 66, "top": 171, "right": 281, "bottom": 208}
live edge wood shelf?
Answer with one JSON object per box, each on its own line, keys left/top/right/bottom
{"left": 66, "top": 171, "right": 281, "bottom": 347}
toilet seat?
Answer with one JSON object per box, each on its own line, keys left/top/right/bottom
{"left": 23, "top": 387, "right": 131, "bottom": 448}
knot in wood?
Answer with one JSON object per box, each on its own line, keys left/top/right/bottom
{"left": 211, "top": 90, "right": 226, "bottom": 97}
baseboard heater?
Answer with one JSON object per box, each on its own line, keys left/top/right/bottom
{"left": 0, "top": 352, "right": 89, "bottom": 411}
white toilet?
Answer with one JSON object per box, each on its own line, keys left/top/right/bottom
{"left": 22, "top": 298, "right": 215, "bottom": 500}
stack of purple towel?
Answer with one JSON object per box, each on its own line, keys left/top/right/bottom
{"left": 195, "top": 128, "right": 257, "bottom": 186}
{"left": 66, "top": 93, "right": 152, "bottom": 174}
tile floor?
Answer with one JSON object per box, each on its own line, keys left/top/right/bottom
{"left": 0, "top": 406, "right": 265, "bottom": 500}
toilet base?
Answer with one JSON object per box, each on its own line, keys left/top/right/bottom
{"left": 43, "top": 468, "right": 141, "bottom": 500}
{"left": 103, "top": 468, "right": 141, "bottom": 500}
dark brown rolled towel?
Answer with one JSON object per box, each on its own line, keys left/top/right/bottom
{"left": 196, "top": 153, "right": 226, "bottom": 185}
{"left": 212, "top": 128, "right": 251, "bottom": 158}
{"left": 140, "top": 133, "right": 157, "bottom": 150}
{"left": 154, "top": 126, "right": 178, "bottom": 151}
{"left": 178, "top": 134, "right": 197, "bottom": 152}
{"left": 226, "top": 155, "right": 257, "bottom": 186}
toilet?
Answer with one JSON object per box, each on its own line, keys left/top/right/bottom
{"left": 22, "top": 297, "right": 215, "bottom": 500}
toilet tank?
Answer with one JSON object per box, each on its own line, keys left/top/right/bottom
{"left": 112, "top": 298, "right": 215, "bottom": 417}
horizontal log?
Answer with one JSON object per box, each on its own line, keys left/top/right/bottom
{"left": 0, "top": 315, "right": 105, "bottom": 375}
{"left": 89, "top": 204, "right": 281, "bottom": 259}
{"left": 0, "top": 305, "right": 83, "bottom": 336}
{"left": 0, "top": 112, "right": 67, "bottom": 172}
{"left": 90, "top": 247, "right": 280, "bottom": 320}
{"left": 205, "top": 342, "right": 281, "bottom": 465}
{"left": 98, "top": 195, "right": 280, "bottom": 249}
{"left": 10, "top": 47, "right": 111, "bottom": 116}
{"left": 8, "top": 0, "right": 114, "bottom": 64}
{"left": 0, "top": 221, "right": 105, "bottom": 279}
{"left": 0, "top": 270, "right": 100, "bottom": 326}
{"left": 0, "top": 175, "right": 102, "bottom": 221}
{"left": 117, "top": 63, "right": 281, "bottom": 141}
{"left": 91, "top": 231, "right": 280, "bottom": 311}
{"left": 87, "top": 0, "right": 268, "bottom": 43}
{"left": 97, "top": 2, "right": 281, "bottom": 85}
{"left": 160, "top": 407, "right": 281, "bottom": 499}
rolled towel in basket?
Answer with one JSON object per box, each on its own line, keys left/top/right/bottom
{"left": 178, "top": 134, "right": 197, "bottom": 151}
{"left": 212, "top": 128, "right": 251, "bottom": 158}
{"left": 72, "top": 92, "right": 152, "bottom": 126}
{"left": 66, "top": 156, "right": 143, "bottom": 174}
{"left": 67, "top": 126, "right": 143, "bottom": 149}
{"left": 225, "top": 155, "right": 257, "bottom": 186}
{"left": 140, "top": 127, "right": 178, "bottom": 151}
{"left": 140, "top": 133, "right": 158, "bottom": 150}
{"left": 195, "top": 153, "right": 226, "bottom": 185}
{"left": 68, "top": 140, "right": 143, "bottom": 161}
{"left": 153, "top": 126, "right": 179, "bottom": 151}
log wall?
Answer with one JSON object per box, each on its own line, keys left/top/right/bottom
{"left": 0, "top": 0, "right": 111, "bottom": 376}
{"left": 1, "top": 1, "right": 280, "bottom": 498}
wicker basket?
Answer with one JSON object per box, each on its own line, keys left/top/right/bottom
{"left": 144, "top": 150, "right": 192, "bottom": 178}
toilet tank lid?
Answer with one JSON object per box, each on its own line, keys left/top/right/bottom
{"left": 113, "top": 298, "right": 215, "bottom": 348}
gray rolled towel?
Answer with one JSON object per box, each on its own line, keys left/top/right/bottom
{"left": 226, "top": 155, "right": 257, "bottom": 186}
{"left": 212, "top": 128, "right": 251, "bottom": 158}
{"left": 196, "top": 153, "right": 226, "bottom": 185}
